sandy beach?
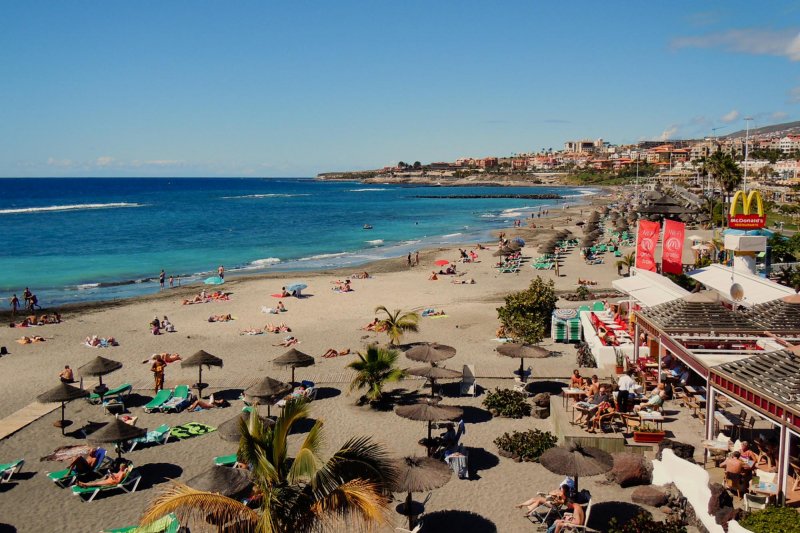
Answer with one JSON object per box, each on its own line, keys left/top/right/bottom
{"left": 0, "top": 191, "right": 677, "bottom": 533}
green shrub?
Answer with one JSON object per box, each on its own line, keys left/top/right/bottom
{"left": 497, "top": 276, "right": 557, "bottom": 343}
{"left": 493, "top": 429, "right": 557, "bottom": 462}
{"left": 483, "top": 388, "right": 531, "bottom": 418}
{"left": 739, "top": 506, "right": 800, "bottom": 533}
{"left": 608, "top": 512, "right": 687, "bottom": 533}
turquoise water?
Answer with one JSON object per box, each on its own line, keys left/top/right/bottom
{"left": 0, "top": 178, "right": 594, "bottom": 305}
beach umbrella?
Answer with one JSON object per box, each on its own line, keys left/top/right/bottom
{"left": 188, "top": 465, "right": 252, "bottom": 497}
{"left": 434, "top": 259, "right": 449, "bottom": 266}
{"left": 492, "top": 246, "right": 515, "bottom": 257}
{"left": 506, "top": 240, "right": 522, "bottom": 251}
{"left": 87, "top": 417, "right": 146, "bottom": 458}
{"left": 692, "top": 244, "right": 711, "bottom": 251}
{"left": 218, "top": 412, "right": 275, "bottom": 442}
{"left": 513, "top": 237, "right": 526, "bottom": 247}
{"left": 405, "top": 343, "right": 456, "bottom": 364}
{"left": 688, "top": 234, "right": 705, "bottom": 242}
{"left": 243, "top": 376, "right": 292, "bottom": 416}
{"left": 496, "top": 343, "right": 550, "bottom": 381}
{"left": 393, "top": 456, "right": 452, "bottom": 530}
{"left": 181, "top": 349, "right": 224, "bottom": 398}
{"left": 204, "top": 276, "right": 224, "bottom": 285}
{"left": 407, "top": 365, "right": 462, "bottom": 398}
{"left": 286, "top": 283, "right": 307, "bottom": 292}
{"left": 395, "top": 399, "right": 463, "bottom": 456}
{"left": 78, "top": 356, "right": 123, "bottom": 404}
{"left": 272, "top": 348, "right": 315, "bottom": 384}
{"left": 37, "top": 382, "right": 89, "bottom": 434}
{"left": 539, "top": 442, "right": 613, "bottom": 492}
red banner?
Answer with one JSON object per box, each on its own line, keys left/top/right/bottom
{"left": 635, "top": 220, "right": 660, "bottom": 272}
{"left": 661, "top": 219, "right": 685, "bottom": 275}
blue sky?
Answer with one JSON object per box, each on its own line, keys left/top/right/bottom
{"left": 1, "top": 1, "right": 798, "bottom": 177}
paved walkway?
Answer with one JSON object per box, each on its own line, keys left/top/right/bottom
{"left": 0, "top": 401, "right": 60, "bottom": 440}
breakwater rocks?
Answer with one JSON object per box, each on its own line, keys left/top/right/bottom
{"left": 413, "top": 194, "right": 563, "bottom": 200}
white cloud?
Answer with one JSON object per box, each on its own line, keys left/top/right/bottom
{"left": 721, "top": 109, "right": 740, "bottom": 123}
{"left": 772, "top": 111, "right": 789, "bottom": 120}
{"left": 671, "top": 28, "right": 800, "bottom": 61}
{"left": 660, "top": 125, "right": 679, "bottom": 140}
{"left": 46, "top": 157, "right": 74, "bottom": 168}
{"left": 95, "top": 156, "right": 115, "bottom": 167}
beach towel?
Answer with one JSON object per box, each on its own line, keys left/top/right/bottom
{"left": 427, "top": 315, "right": 449, "bottom": 319}
{"left": 270, "top": 294, "right": 284, "bottom": 298}
{"left": 170, "top": 422, "right": 216, "bottom": 440}
{"left": 41, "top": 445, "right": 94, "bottom": 463}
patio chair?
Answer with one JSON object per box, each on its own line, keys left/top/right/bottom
{"left": 101, "top": 513, "right": 180, "bottom": 533}
{"left": 89, "top": 384, "right": 132, "bottom": 404}
{"left": 160, "top": 385, "right": 191, "bottom": 413}
{"left": 0, "top": 459, "right": 24, "bottom": 483}
{"left": 561, "top": 499, "right": 598, "bottom": 532}
{"left": 526, "top": 493, "right": 566, "bottom": 529}
{"left": 724, "top": 471, "right": 745, "bottom": 498}
{"left": 792, "top": 462, "right": 800, "bottom": 492}
{"left": 125, "top": 424, "right": 172, "bottom": 452}
{"left": 460, "top": 364, "right": 477, "bottom": 397}
{"left": 143, "top": 389, "right": 173, "bottom": 413}
{"left": 214, "top": 453, "right": 238, "bottom": 467}
{"left": 47, "top": 448, "right": 109, "bottom": 488}
{"left": 71, "top": 464, "right": 141, "bottom": 502}
{"left": 743, "top": 493, "right": 768, "bottom": 512}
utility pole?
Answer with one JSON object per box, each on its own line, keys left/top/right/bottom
{"left": 743, "top": 116, "right": 753, "bottom": 192}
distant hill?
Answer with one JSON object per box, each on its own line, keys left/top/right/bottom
{"left": 723, "top": 120, "right": 800, "bottom": 139}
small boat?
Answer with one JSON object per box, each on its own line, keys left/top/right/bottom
{"left": 363, "top": 224, "right": 373, "bottom": 230}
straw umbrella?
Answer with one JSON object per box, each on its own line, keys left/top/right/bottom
{"left": 496, "top": 343, "right": 550, "bottom": 382}
{"left": 37, "top": 382, "right": 89, "bottom": 434}
{"left": 493, "top": 246, "right": 515, "bottom": 257}
{"left": 395, "top": 399, "right": 463, "bottom": 456}
{"left": 218, "top": 412, "right": 274, "bottom": 442}
{"left": 181, "top": 349, "right": 224, "bottom": 398}
{"left": 272, "top": 348, "right": 315, "bottom": 385}
{"left": 188, "top": 465, "right": 252, "bottom": 497}
{"left": 243, "top": 376, "right": 292, "bottom": 417}
{"left": 87, "top": 417, "right": 146, "bottom": 458}
{"left": 78, "top": 356, "right": 122, "bottom": 404}
{"left": 393, "top": 456, "right": 452, "bottom": 530}
{"left": 539, "top": 442, "right": 613, "bottom": 492}
{"left": 405, "top": 343, "right": 456, "bottom": 365}
{"left": 406, "top": 365, "right": 461, "bottom": 398}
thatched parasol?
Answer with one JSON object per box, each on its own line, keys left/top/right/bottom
{"left": 87, "top": 417, "right": 147, "bottom": 457}
{"left": 405, "top": 343, "right": 456, "bottom": 364}
{"left": 181, "top": 350, "right": 224, "bottom": 398}
{"left": 78, "top": 356, "right": 123, "bottom": 405}
{"left": 272, "top": 349, "right": 315, "bottom": 384}
{"left": 496, "top": 343, "right": 550, "bottom": 381}
{"left": 506, "top": 240, "right": 522, "bottom": 251}
{"left": 407, "top": 365, "right": 462, "bottom": 398}
{"left": 493, "top": 246, "right": 515, "bottom": 257}
{"left": 218, "top": 412, "right": 274, "bottom": 442}
{"left": 37, "top": 382, "right": 89, "bottom": 434}
{"left": 393, "top": 456, "right": 452, "bottom": 529}
{"left": 395, "top": 399, "right": 463, "bottom": 456}
{"left": 243, "top": 376, "right": 292, "bottom": 416}
{"left": 188, "top": 465, "right": 252, "bottom": 497}
{"left": 539, "top": 442, "right": 613, "bottom": 492}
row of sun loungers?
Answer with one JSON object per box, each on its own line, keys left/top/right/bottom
{"left": 143, "top": 385, "right": 191, "bottom": 413}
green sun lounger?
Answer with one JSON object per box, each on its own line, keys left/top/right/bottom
{"left": 143, "top": 389, "right": 172, "bottom": 413}
{"left": 89, "top": 383, "right": 132, "bottom": 403}
{"left": 125, "top": 424, "right": 172, "bottom": 452}
{"left": 0, "top": 459, "right": 24, "bottom": 483}
{"left": 72, "top": 465, "right": 141, "bottom": 502}
{"left": 214, "top": 453, "right": 238, "bottom": 466}
{"left": 47, "top": 448, "right": 108, "bottom": 487}
{"left": 102, "top": 513, "right": 180, "bottom": 533}
{"left": 160, "top": 385, "right": 190, "bottom": 412}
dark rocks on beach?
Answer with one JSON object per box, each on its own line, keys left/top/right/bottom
{"left": 714, "top": 506, "right": 740, "bottom": 530}
{"left": 530, "top": 393, "right": 551, "bottom": 419}
{"left": 631, "top": 486, "right": 668, "bottom": 507}
{"left": 606, "top": 452, "right": 653, "bottom": 487}
{"left": 657, "top": 439, "right": 696, "bottom": 461}
{"left": 707, "top": 482, "right": 734, "bottom": 520}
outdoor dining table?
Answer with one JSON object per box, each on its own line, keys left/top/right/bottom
{"left": 562, "top": 388, "right": 584, "bottom": 409}
{"left": 638, "top": 411, "right": 664, "bottom": 430}
{"left": 685, "top": 385, "right": 706, "bottom": 395}
{"left": 702, "top": 439, "right": 731, "bottom": 467}
{"left": 750, "top": 480, "right": 779, "bottom": 502}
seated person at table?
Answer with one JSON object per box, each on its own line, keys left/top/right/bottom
{"left": 548, "top": 497, "right": 585, "bottom": 533}
{"left": 721, "top": 451, "right": 748, "bottom": 474}
{"left": 739, "top": 441, "right": 758, "bottom": 464}
{"left": 582, "top": 376, "right": 599, "bottom": 397}
{"left": 633, "top": 383, "right": 666, "bottom": 412}
{"left": 188, "top": 395, "right": 228, "bottom": 411}
{"left": 516, "top": 477, "right": 575, "bottom": 516}
{"left": 570, "top": 369, "right": 582, "bottom": 388}
{"left": 575, "top": 386, "right": 609, "bottom": 424}
{"left": 76, "top": 461, "right": 128, "bottom": 488}
{"left": 67, "top": 447, "right": 103, "bottom": 477}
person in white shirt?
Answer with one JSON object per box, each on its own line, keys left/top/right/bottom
{"left": 617, "top": 370, "right": 638, "bottom": 411}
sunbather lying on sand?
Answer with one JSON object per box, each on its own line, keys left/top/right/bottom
{"left": 351, "top": 271, "right": 370, "bottom": 279}
{"left": 17, "top": 335, "right": 45, "bottom": 344}
{"left": 274, "top": 336, "right": 299, "bottom": 347}
{"left": 188, "top": 395, "right": 229, "bottom": 411}
{"left": 577, "top": 278, "right": 597, "bottom": 286}
{"left": 265, "top": 322, "right": 291, "bottom": 333}
{"left": 84, "top": 335, "right": 117, "bottom": 347}
{"left": 451, "top": 278, "right": 475, "bottom": 285}
{"left": 208, "top": 314, "right": 233, "bottom": 322}
{"left": 362, "top": 317, "right": 380, "bottom": 331}
{"left": 240, "top": 328, "right": 264, "bottom": 335}
{"left": 9, "top": 318, "right": 34, "bottom": 328}
{"left": 142, "top": 353, "right": 181, "bottom": 364}
{"left": 421, "top": 308, "right": 446, "bottom": 317}
{"left": 322, "top": 348, "right": 351, "bottom": 358}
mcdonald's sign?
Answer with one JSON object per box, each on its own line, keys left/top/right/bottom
{"left": 728, "top": 190, "right": 766, "bottom": 229}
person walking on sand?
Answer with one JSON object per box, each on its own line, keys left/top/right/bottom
{"left": 407, "top": 252, "right": 412, "bottom": 267}
{"left": 169, "top": 275, "right": 174, "bottom": 288}
{"left": 151, "top": 354, "right": 165, "bottom": 393}
{"left": 414, "top": 251, "right": 419, "bottom": 266}
{"left": 218, "top": 265, "right": 225, "bottom": 280}
{"left": 159, "top": 269, "right": 165, "bottom": 290}
{"left": 10, "top": 294, "right": 19, "bottom": 316}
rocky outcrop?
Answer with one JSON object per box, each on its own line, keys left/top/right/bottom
{"left": 531, "top": 393, "right": 551, "bottom": 419}
{"left": 631, "top": 486, "right": 669, "bottom": 507}
{"left": 606, "top": 453, "right": 653, "bottom": 487}
{"left": 657, "top": 439, "right": 696, "bottom": 461}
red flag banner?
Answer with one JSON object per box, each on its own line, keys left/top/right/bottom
{"left": 635, "top": 220, "right": 660, "bottom": 272}
{"left": 661, "top": 219, "right": 685, "bottom": 275}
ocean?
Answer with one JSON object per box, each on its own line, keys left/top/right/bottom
{"left": 0, "top": 178, "right": 594, "bottom": 306}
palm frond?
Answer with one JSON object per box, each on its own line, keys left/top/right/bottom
{"left": 141, "top": 482, "right": 258, "bottom": 532}
{"left": 288, "top": 420, "right": 325, "bottom": 484}
{"left": 309, "top": 478, "right": 391, "bottom": 532}
{"left": 271, "top": 397, "right": 310, "bottom": 475}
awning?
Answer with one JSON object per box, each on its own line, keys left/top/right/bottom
{"left": 611, "top": 268, "right": 690, "bottom": 308}
{"left": 688, "top": 264, "right": 795, "bottom": 307}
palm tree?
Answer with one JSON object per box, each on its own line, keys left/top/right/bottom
{"left": 140, "top": 399, "right": 397, "bottom": 533}
{"left": 615, "top": 251, "right": 635, "bottom": 276}
{"left": 706, "top": 152, "right": 742, "bottom": 227}
{"left": 347, "top": 345, "right": 405, "bottom": 404}
{"left": 374, "top": 306, "right": 419, "bottom": 346}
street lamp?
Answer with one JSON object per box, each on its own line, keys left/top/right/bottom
{"left": 743, "top": 116, "right": 753, "bottom": 191}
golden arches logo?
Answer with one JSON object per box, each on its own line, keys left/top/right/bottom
{"left": 728, "top": 190, "right": 766, "bottom": 229}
